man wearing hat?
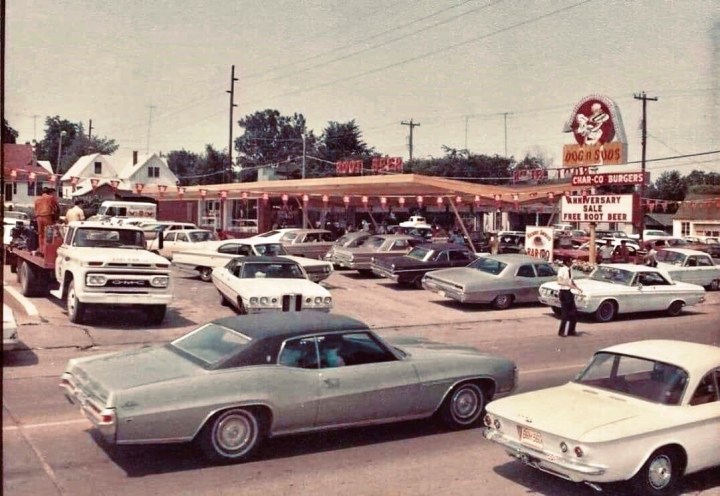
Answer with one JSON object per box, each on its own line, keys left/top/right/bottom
{"left": 34, "top": 187, "right": 60, "bottom": 255}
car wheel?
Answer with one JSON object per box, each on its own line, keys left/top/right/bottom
{"left": 594, "top": 300, "right": 616, "bottom": 322}
{"left": 439, "top": 382, "right": 486, "bottom": 430}
{"left": 413, "top": 276, "right": 424, "bottom": 289}
{"left": 198, "top": 267, "right": 212, "bottom": 282}
{"left": 491, "top": 294, "right": 513, "bottom": 310}
{"left": 219, "top": 292, "right": 229, "bottom": 307}
{"left": 357, "top": 269, "right": 373, "bottom": 277}
{"left": 199, "top": 408, "right": 264, "bottom": 463}
{"left": 708, "top": 279, "right": 719, "bottom": 291}
{"left": 145, "top": 305, "right": 166, "bottom": 325}
{"left": 630, "top": 448, "right": 682, "bottom": 496}
{"left": 666, "top": 301, "right": 683, "bottom": 317}
{"left": 67, "top": 281, "right": 87, "bottom": 324}
{"left": 550, "top": 306, "right": 562, "bottom": 316}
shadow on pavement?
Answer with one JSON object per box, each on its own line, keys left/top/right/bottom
{"left": 1, "top": 348, "right": 39, "bottom": 367}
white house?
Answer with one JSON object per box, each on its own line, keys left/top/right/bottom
{"left": 61, "top": 151, "right": 179, "bottom": 200}
{"left": 672, "top": 194, "right": 720, "bottom": 238}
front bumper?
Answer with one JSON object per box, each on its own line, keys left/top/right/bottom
{"left": 484, "top": 429, "right": 607, "bottom": 482}
{"left": 78, "top": 291, "right": 173, "bottom": 306}
{"left": 371, "top": 265, "right": 398, "bottom": 280}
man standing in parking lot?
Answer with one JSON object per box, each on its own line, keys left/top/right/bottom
{"left": 33, "top": 187, "right": 59, "bottom": 255}
{"left": 65, "top": 199, "right": 85, "bottom": 223}
{"left": 599, "top": 239, "right": 614, "bottom": 264}
{"left": 557, "top": 259, "right": 582, "bottom": 337}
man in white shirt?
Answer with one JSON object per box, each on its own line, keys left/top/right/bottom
{"left": 598, "top": 240, "right": 614, "bottom": 264}
{"left": 557, "top": 259, "right": 583, "bottom": 337}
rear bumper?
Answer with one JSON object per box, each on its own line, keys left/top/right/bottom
{"left": 60, "top": 373, "right": 117, "bottom": 443}
{"left": 484, "top": 429, "right": 607, "bottom": 482}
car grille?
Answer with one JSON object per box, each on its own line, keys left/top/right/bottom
{"left": 105, "top": 279, "right": 150, "bottom": 288}
{"left": 282, "top": 294, "right": 302, "bottom": 311}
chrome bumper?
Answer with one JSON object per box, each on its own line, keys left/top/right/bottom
{"left": 484, "top": 429, "right": 606, "bottom": 481}
{"left": 60, "top": 373, "right": 117, "bottom": 442}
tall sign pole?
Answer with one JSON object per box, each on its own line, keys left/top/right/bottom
{"left": 634, "top": 91, "right": 658, "bottom": 244}
{"left": 227, "top": 65, "right": 238, "bottom": 184}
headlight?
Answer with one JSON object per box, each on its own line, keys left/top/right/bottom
{"left": 314, "top": 296, "right": 322, "bottom": 304}
{"left": 260, "top": 297, "right": 269, "bottom": 304}
{"left": 323, "top": 297, "right": 332, "bottom": 304}
{"left": 391, "top": 263, "right": 395, "bottom": 270}
{"left": 348, "top": 254, "right": 354, "bottom": 261}
{"left": 305, "top": 297, "right": 312, "bottom": 303}
{"left": 150, "top": 276, "right": 169, "bottom": 288}
{"left": 560, "top": 442, "right": 568, "bottom": 453}
{"left": 249, "top": 297, "right": 259, "bottom": 305}
{"left": 86, "top": 274, "right": 107, "bottom": 286}
{"left": 483, "top": 414, "right": 493, "bottom": 427}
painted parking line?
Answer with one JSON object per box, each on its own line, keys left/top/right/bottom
{"left": 3, "top": 418, "right": 90, "bottom": 431}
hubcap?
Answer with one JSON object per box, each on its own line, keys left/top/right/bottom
{"left": 648, "top": 455, "right": 672, "bottom": 490}
{"left": 600, "top": 303, "right": 613, "bottom": 320}
{"left": 216, "top": 415, "right": 253, "bottom": 452}
{"left": 453, "top": 387, "right": 479, "bottom": 421}
{"left": 68, "top": 289, "right": 77, "bottom": 315}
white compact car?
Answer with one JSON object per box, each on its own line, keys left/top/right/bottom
{"left": 484, "top": 340, "right": 720, "bottom": 495}
{"left": 538, "top": 264, "right": 706, "bottom": 322}
{"left": 212, "top": 256, "right": 332, "bottom": 314}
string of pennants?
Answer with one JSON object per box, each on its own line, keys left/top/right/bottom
{"left": 9, "top": 168, "right": 719, "bottom": 210}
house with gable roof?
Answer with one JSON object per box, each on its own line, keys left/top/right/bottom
{"left": 60, "top": 151, "right": 179, "bottom": 200}
{"left": 3, "top": 143, "right": 56, "bottom": 208}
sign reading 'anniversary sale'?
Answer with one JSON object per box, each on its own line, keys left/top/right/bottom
{"left": 561, "top": 195, "right": 634, "bottom": 223}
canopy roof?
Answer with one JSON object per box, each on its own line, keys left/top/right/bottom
{"left": 152, "top": 173, "right": 580, "bottom": 206}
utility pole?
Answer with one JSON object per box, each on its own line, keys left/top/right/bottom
{"left": 502, "top": 112, "right": 513, "bottom": 157}
{"left": 464, "top": 116, "right": 469, "bottom": 151}
{"left": 634, "top": 91, "right": 658, "bottom": 244}
{"left": 401, "top": 119, "right": 420, "bottom": 161}
{"left": 302, "top": 133, "right": 307, "bottom": 179}
{"left": 227, "top": 65, "right": 238, "bottom": 184}
{"left": 146, "top": 105, "right": 155, "bottom": 154}
{"left": 88, "top": 119, "right": 93, "bottom": 140}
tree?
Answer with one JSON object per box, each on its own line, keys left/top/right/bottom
{"left": 34, "top": 116, "right": 118, "bottom": 174}
{"left": 166, "top": 145, "right": 228, "bottom": 186}
{"left": 167, "top": 149, "right": 202, "bottom": 186}
{"left": 406, "top": 150, "right": 514, "bottom": 185}
{"left": 234, "top": 109, "right": 317, "bottom": 181}
{"left": 651, "top": 170, "right": 687, "bottom": 201}
{"left": 310, "top": 120, "right": 375, "bottom": 177}
{"left": 2, "top": 119, "right": 18, "bottom": 144}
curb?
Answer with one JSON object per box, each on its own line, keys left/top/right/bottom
{"left": 3, "top": 286, "right": 40, "bottom": 319}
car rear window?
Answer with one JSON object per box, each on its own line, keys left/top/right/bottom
{"left": 171, "top": 323, "right": 252, "bottom": 368}
{"left": 467, "top": 257, "right": 507, "bottom": 275}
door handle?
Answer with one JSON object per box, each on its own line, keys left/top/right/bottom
{"left": 323, "top": 378, "right": 340, "bottom": 388}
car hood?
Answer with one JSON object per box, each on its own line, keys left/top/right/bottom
{"left": 488, "top": 383, "right": 650, "bottom": 440}
{"left": 72, "top": 247, "right": 168, "bottom": 265}
{"left": 219, "top": 274, "right": 328, "bottom": 295}
{"left": 424, "top": 267, "right": 495, "bottom": 284}
{"left": 66, "top": 346, "right": 202, "bottom": 398}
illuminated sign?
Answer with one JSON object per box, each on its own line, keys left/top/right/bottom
{"left": 561, "top": 194, "right": 633, "bottom": 223}
{"left": 371, "top": 156, "right": 403, "bottom": 173}
{"left": 562, "top": 95, "right": 627, "bottom": 167}
{"left": 335, "top": 160, "right": 363, "bottom": 174}
{"left": 571, "top": 172, "right": 646, "bottom": 186}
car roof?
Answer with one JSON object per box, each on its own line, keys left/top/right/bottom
{"left": 214, "top": 313, "right": 369, "bottom": 341}
{"left": 660, "top": 248, "right": 710, "bottom": 256}
{"left": 68, "top": 221, "right": 142, "bottom": 231}
{"left": 599, "top": 340, "right": 720, "bottom": 373}
{"left": 235, "top": 256, "right": 297, "bottom": 264}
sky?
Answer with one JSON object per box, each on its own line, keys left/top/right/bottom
{"left": 4, "top": 0, "right": 720, "bottom": 179}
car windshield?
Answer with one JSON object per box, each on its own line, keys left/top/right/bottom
{"left": 171, "top": 323, "right": 252, "bottom": 368}
{"left": 241, "top": 262, "right": 304, "bottom": 279}
{"left": 188, "top": 231, "right": 214, "bottom": 242}
{"left": 73, "top": 228, "right": 145, "bottom": 248}
{"left": 574, "top": 352, "right": 688, "bottom": 405}
{"left": 467, "top": 257, "right": 507, "bottom": 275}
{"left": 656, "top": 250, "right": 685, "bottom": 265}
{"left": 406, "top": 246, "right": 433, "bottom": 261}
{"left": 254, "top": 243, "right": 288, "bottom": 256}
{"left": 589, "top": 266, "right": 634, "bottom": 285}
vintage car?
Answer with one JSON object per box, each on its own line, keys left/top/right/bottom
{"left": 60, "top": 313, "right": 517, "bottom": 463}
{"left": 422, "top": 254, "right": 558, "bottom": 309}
{"left": 212, "top": 256, "right": 332, "bottom": 314}
{"left": 279, "top": 229, "right": 335, "bottom": 260}
{"left": 323, "top": 231, "right": 372, "bottom": 265}
{"left": 538, "top": 264, "right": 706, "bottom": 322}
{"left": 554, "top": 239, "right": 641, "bottom": 265}
{"left": 172, "top": 238, "right": 333, "bottom": 283}
{"left": 3, "top": 304, "right": 20, "bottom": 351}
{"left": 484, "top": 340, "right": 720, "bottom": 495}
{"left": 139, "top": 221, "right": 198, "bottom": 241}
{"left": 497, "top": 233, "right": 526, "bottom": 254}
{"left": 371, "top": 243, "right": 476, "bottom": 288}
{"left": 329, "top": 234, "right": 420, "bottom": 274}
{"left": 655, "top": 248, "right": 720, "bottom": 290}
{"left": 146, "top": 229, "right": 216, "bottom": 259}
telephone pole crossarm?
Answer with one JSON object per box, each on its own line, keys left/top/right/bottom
{"left": 401, "top": 119, "right": 421, "bottom": 162}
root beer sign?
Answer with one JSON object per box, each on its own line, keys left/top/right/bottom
{"left": 562, "top": 95, "right": 627, "bottom": 167}
{"left": 561, "top": 194, "right": 633, "bottom": 223}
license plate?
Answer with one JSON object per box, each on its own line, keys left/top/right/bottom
{"left": 520, "top": 427, "right": 543, "bottom": 449}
